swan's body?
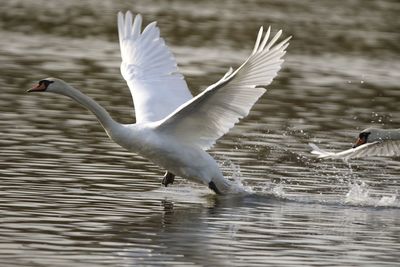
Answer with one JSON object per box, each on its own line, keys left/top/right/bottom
{"left": 310, "top": 128, "right": 400, "bottom": 161}
{"left": 28, "top": 11, "right": 290, "bottom": 194}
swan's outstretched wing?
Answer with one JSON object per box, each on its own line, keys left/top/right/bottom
{"left": 118, "top": 11, "right": 192, "bottom": 123}
{"left": 309, "top": 141, "right": 400, "bottom": 161}
{"left": 155, "top": 27, "right": 290, "bottom": 150}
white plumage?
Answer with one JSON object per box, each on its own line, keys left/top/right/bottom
{"left": 118, "top": 12, "right": 193, "bottom": 123}
{"left": 155, "top": 26, "right": 289, "bottom": 150}
{"left": 28, "top": 11, "right": 290, "bottom": 194}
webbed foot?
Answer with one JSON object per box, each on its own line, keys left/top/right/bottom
{"left": 208, "top": 181, "right": 222, "bottom": 195}
{"left": 162, "top": 171, "right": 175, "bottom": 187}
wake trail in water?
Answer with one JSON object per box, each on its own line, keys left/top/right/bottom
{"left": 240, "top": 181, "right": 400, "bottom": 209}
{"left": 93, "top": 157, "right": 399, "bottom": 209}
{"left": 219, "top": 158, "right": 400, "bottom": 208}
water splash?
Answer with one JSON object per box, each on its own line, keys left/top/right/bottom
{"left": 218, "top": 156, "right": 254, "bottom": 194}
{"left": 344, "top": 181, "right": 370, "bottom": 204}
{"left": 271, "top": 183, "right": 286, "bottom": 198}
{"left": 344, "top": 181, "right": 398, "bottom": 207}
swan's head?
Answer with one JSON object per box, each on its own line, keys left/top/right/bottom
{"left": 28, "top": 78, "right": 69, "bottom": 94}
{"left": 353, "top": 128, "right": 384, "bottom": 148}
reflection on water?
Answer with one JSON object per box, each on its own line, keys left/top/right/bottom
{"left": 1, "top": 0, "right": 400, "bottom": 266}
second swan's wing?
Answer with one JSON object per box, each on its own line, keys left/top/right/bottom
{"left": 309, "top": 140, "right": 400, "bottom": 161}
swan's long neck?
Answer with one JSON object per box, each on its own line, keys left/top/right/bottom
{"left": 381, "top": 129, "right": 400, "bottom": 140}
{"left": 369, "top": 128, "right": 400, "bottom": 142}
{"left": 56, "top": 85, "right": 120, "bottom": 133}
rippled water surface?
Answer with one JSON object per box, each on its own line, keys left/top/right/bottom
{"left": 1, "top": 0, "right": 400, "bottom": 266}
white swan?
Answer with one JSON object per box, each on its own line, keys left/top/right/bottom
{"left": 310, "top": 128, "right": 400, "bottom": 161}
{"left": 28, "top": 11, "right": 290, "bottom": 194}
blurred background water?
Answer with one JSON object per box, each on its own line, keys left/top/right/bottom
{"left": 1, "top": 0, "right": 400, "bottom": 266}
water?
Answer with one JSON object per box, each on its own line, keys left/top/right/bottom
{"left": 1, "top": 0, "right": 400, "bottom": 266}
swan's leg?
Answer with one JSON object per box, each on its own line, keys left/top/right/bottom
{"left": 162, "top": 171, "right": 175, "bottom": 187}
{"left": 208, "top": 181, "right": 222, "bottom": 195}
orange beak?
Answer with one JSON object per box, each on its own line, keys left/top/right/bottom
{"left": 353, "top": 137, "right": 366, "bottom": 148}
{"left": 27, "top": 83, "right": 47, "bottom": 93}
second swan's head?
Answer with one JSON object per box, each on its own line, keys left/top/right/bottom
{"left": 352, "top": 128, "right": 390, "bottom": 148}
{"left": 27, "top": 78, "right": 69, "bottom": 94}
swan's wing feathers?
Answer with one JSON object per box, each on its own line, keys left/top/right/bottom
{"left": 156, "top": 77, "right": 267, "bottom": 149}
{"left": 351, "top": 140, "right": 400, "bottom": 158}
{"left": 309, "top": 143, "right": 337, "bottom": 158}
{"left": 118, "top": 11, "right": 192, "bottom": 123}
{"left": 155, "top": 28, "right": 290, "bottom": 150}
{"left": 309, "top": 140, "right": 400, "bottom": 161}
{"left": 118, "top": 12, "right": 178, "bottom": 79}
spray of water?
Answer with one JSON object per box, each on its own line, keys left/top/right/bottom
{"left": 344, "top": 181, "right": 398, "bottom": 207}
